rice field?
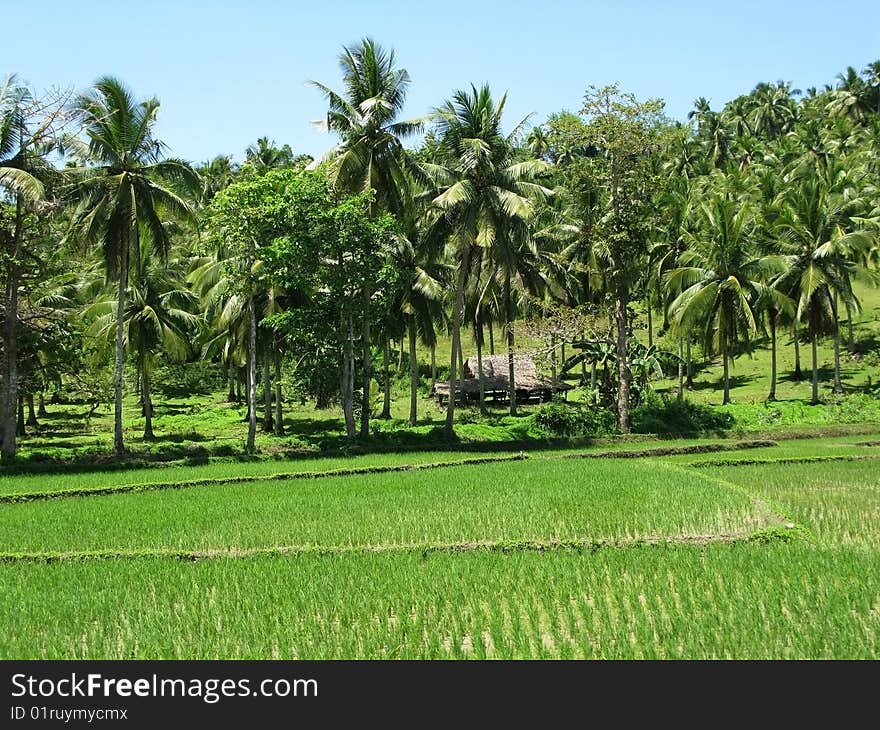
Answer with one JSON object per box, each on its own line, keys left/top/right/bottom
{"left": 1, "top": 429, "right": 878, "bottom": 659}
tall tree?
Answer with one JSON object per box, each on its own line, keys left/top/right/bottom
{"left": 0, "top": 76, "right": 68, "bottom": 460}
{"left": 310, "top": 38, "right": 423, "bottom": 437}
{"left": 84, "top": 242, "right": 199, "bottom": 439}
{"left": 774, "top": 174, "right": 873, "bottom": 404}
{"left": 69, "top": 77, "right": 200, "bottom": 455}
{"left": 429, "top": 85, "right": 551, "bottom": 433}
{"left": 579, "top": 85, "right": 665, "bottom": 431}
{"left": 667, "top": 190, "right": 780, "bottom": 404}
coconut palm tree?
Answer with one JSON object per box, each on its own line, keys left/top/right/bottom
{"left": 84, "top": 242, "right": 200, "bottom": 439}
{"left": 385, "top": 211, "right": 446, "bottom": 425}
{"left": 0, "top": 75, "right": 60, "bottom": 459}
{"left": 428, "top": 84, "right": 552, "bottom": 434}
{"left": 667, "top": 192, "right": 780, "bottom": 404}
{"left": 773, "top": 174, "right": 874, "bottom": 404}
{"left": 68, "top": 76, "right": 200, "bottom": 455}
{"left": 310, "top": 38, "right": 425, "bottom": 437}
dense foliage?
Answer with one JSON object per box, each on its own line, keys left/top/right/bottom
{"left": 1, "top": 46, "right": 879, "bottom": 458}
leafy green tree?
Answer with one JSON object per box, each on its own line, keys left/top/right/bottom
{"left": 578, "top": 85, "right": 665, "bottom": 430}
{"left": 310, "top": 38, "right": 424, "bottom": 437}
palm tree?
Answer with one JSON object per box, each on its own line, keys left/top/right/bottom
{"left": 773, "top": 174, "right": 873, "bottom": 404}
{"left": 667, "top": 192, "right": 779, "bottom": 404}
{"left": 0, "top": 75, "right": 55, "bottom": 460}
{"left": 429, "top": 85, "right": 551, "bottom": 433}
{"left": 386, "top": 212, "right": 445, "bottom": 425}
{"left": 84, "top": 242, "right": 199, "bottom": 439}
{"left": 310, "top": 38, "right": 424, "bottom": 437}
{"left": 68, "top": 76, "right": 200, "bottom": 455}
{"left": 747, "top": 81, "right": 799, "bottom": 139}
{"left": 826, "top": 67, "right": 872, "bottom": 124}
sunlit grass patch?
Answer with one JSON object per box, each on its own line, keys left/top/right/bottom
{"left": 1, "top": 543, "right": 876, "bottom": 659}
{"left": 701, "top": 460, "right": 880, "bottom": 549}
{"left": 0, "top": 459, "right": 776, "bottom": 556}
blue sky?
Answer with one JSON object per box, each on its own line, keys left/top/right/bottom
{"left": 4, "top": 1, "right": 879, "bottom": 163}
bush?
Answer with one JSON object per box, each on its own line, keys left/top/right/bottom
{"left": 530, "top": 401, "right": 617, "bottom": 439}
{"left": 631, "top": 394, "right": 734, "bottom": 435}
{"left": 153, "top": 362, "right": 226, "bottom": 398}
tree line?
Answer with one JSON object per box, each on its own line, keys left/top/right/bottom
{"left": 1, "top": 41, "right": 878, "bottom": 459}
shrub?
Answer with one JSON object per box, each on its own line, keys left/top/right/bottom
{"left": 153, "top": 362, "right": 226, "bottom": 398}
{"left": 631, "top": 394, "right": 734, "bottom": 435}
{"left": 530, "top": 401, "right": 617, "bottom": 439}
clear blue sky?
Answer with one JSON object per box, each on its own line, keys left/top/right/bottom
{"left": 5, "top": 0, "right": 879, "bottom": 163}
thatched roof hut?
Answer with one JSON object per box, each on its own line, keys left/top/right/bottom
{"left": 433, "top": 354, "right": 571, "bottom": 405}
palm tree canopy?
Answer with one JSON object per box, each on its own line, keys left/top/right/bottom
{"left": 309, "top": 38, "right": 424, "bottom": 217}
{"left": 68, "top": 76, "right": 201, "bottom": 278}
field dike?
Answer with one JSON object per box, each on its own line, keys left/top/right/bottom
{"left": 0, "top": 439, "right": 777, "bottom": 504}
{"left": 683, "top": 454, "right": 880, "bottom": 468}
{"left": 0, "top": 526, "right": 803, "bottom": 564}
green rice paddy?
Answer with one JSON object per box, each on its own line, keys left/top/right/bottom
{"left": 1, "top": 429, "right": 878, "bottom": 659}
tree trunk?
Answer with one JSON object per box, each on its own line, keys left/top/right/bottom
{"left": 685, "top": 335, "right": 694, "bottom": 388}
{"left": 26, "top": 393, "right": 38, "bottom": 427}
{"left": 17, "top": 396, "right": 25, "bottom": 437}
{"left": 831, "top": 296, "right": 843, "bottom": 394}
{"left": 262, "top": 344, "right": 273, "bottom": 432}
{"left": 810, "top": 326, "right": 819, "bottom": 405}
{"left": 380, "top": 334, "right": 391, "bottom": 419}
{"left": 274, "top": 345, "right": 284, "bottom": 436}
{"left": 430, "top": 343, "right": 436, "bottom": 392}
{"left": 677, "top": 335, "right": 684, "bottom": 400}
{"left": 615, "top": 286, "right": 631, "bottom": 433}
{"left": 38, "top": 392, "right": 47, "bottom": 418}
{"left": 359, "top": 287, "right": 371, "bottom": 438}
{"left": 846, "top": 302, "right": 855, "bottom": 352}
{"left": 550, "top": 332, "right": 557, "bottom": 384}
{"left": 445, "top": 249, "right": 470, "bottom": 437}
{"left": 408, "top": 316, "right": 418, "bottom": 426}
{"left": 505, "top": 274, "right": 517, "bottom": 416}
{"left": 768, "top": 313, "right": 777, "bottom": 401}
{"left": 793, "top": 325, "right": 803, "bottom": 381}
{"left": 246, "top": 294, "right": 257, "bottom": 452}
{"left": 1, "top": 185, "right": 24, "bottom": 459}
{"left": 488, "top": 324, "right": 495, "bottom": 356}
{"left": 398, "top": 338, "right": 405, "bottom": 373}
{"left": 476, "top": 320, "right": 486, "bottom": 415}
{"left": 722, "top": 349, "right": 730, "bottom": 405}
{"left": 458, "top": 333, "right": 464, "bottom": 380}
{"left": 647, "top": 306, "right": 653, "bottom": 349}
{"left": 227, "top": 372, "right": 237, "bottom": 402}
{"left": 113, "top": 235, "right": 129, "bottom": 457}
{"left": 342, "top": 312, "right": 356, "bottom": 441}
{"left": 142, "top": 359, "right": 154, "bottom": 440}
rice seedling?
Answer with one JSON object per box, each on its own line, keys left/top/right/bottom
{"left": 0, "top": 459, "right": 776, "bottom": 556}
{"left": 0, "top": 544, "right": 876, "bottom": 659}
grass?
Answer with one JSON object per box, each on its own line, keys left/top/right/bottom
{"left": 0, "top": 459, "right": 777, "bottom": 556}
{"left": 701, "top": 460, "right": 880, "bottom": 550}
{"left": 1, "top": 544, "right": 877, "bottom": 659}
{"left": 2, "top": 424, "right": 878, "bottom": 658}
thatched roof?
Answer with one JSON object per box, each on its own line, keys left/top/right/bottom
{"left": 464, "top": 355, "right": 536, "bottom": 382}
{"left": 434, "top": 354, "right": 572, "bottom": 396}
